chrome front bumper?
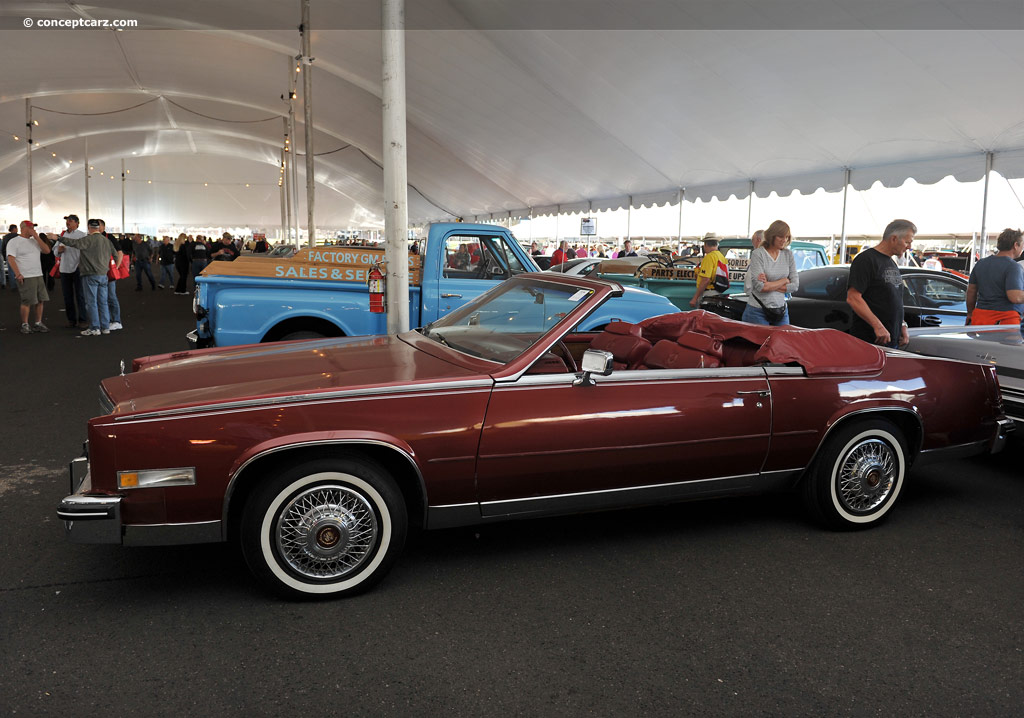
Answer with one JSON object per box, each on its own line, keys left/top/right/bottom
{"left": 58, "top": 455, "right": 123, "bottom": 544}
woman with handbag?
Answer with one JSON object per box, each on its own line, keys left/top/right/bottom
{"left": 742, "top": 219, "right": 799, "bottom": 326}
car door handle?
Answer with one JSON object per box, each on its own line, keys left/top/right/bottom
{"left": 737, "top": 389, "right": 769, "bottom": 396}
{"left": 920, "top": 315, "right": 942, "bottom": 326}
{"left": 440, "top": 293, "right": 463, "bottom": 298}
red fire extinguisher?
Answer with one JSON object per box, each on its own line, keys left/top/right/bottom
{"left": 367, "top": 263, "right": 386, "bottom": 313}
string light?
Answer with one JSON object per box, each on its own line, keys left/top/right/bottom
{"left": 32, "top": 119, "right": 39, "bottom": 126}
{"left": 12, "top": 135, "right": 18, "bottom": 140}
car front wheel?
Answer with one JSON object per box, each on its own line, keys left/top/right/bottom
{"left": 802, "top": 419, "right": 908, "bottom": 530}
{"left": 241, "top": 457, "right": 407, "bottom": 598}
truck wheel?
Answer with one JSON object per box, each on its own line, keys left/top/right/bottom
{"left": 280, "top": 330, "right": 327, "bottom": 340}
{"left": 241, "top": 457, "right": 407, "bottom": 599}
{"left": 801, "top": 419, "right": 908, "bottom": 530}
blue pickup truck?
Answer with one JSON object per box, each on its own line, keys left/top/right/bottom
{"left": 189, "top": 223, "right": 678, "bottom": 348}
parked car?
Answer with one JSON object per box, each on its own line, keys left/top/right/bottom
{"left": 906, "top": 324, "right": 1024, "bottom": 428}
{"left": 701, "top": 265, "right": 969, "bottom": 331}
{"left": 58, "top": 274, "right": 1011, "bottom": 599}
{"left": 547, "top": 255, "right": 681, "bottom": 277}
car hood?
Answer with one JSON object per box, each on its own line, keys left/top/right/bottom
{"left": 102, "top": 334, "right": 486, "bottom": 417}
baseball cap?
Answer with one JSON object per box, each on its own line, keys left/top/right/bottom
{"left": 87, "top": 218, "right": 101, "bottom": 227}
{"left": 64, "top": 214, "right": 80, "bottom": 222}
{"left": 21, "top": 220, "right": 37, "bottom": 226}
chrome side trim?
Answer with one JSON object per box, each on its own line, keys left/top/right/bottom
{"left": 480, "top": 470, "right": 797, "bottom": 519}
{"left": 916, "top": 439, "right": 990, "bottom": 464}
{"left": 223, "top": 439, "right": 428, "bottom": 537}
{"left": 113, "top": 378, "right": 493, "bottom": 422}
{"left": 510, "top": 366, "right": 770, "bottom": 387}
{"left": 124, "top": 520, "right": 223, "bottom": 546}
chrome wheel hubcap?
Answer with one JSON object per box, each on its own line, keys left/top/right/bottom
{"left": 837, "top": 439, "right": 897, "bottom": 513}
{"left": 275, "top": 485, "right": 378, "bottom": 580}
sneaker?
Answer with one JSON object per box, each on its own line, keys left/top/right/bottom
{"left": 32, "top": 322, "right": 48, "bottom": 333}
{"left": 101, "top": 328, "right": 110, "bottom": 335}
{"left": 80, "top": 328, "right": 100, "bottom": 336}
{"left": 20, "top": 323, "right": 31, "bottom": 334}
{"left": 174, "top": 291, "right": 188, "bottom": 295}
{"left": 157, "top": 283, "right": 165, "bottom": 289}
{"left": 109, "top": 322, "right": 123, "bottom": 331}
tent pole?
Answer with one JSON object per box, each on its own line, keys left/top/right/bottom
{"left": 977, "top": 151, "right": 993, "bottom": 268}
{"left": 301, "top": 0, "right": 316, "bottom": 247}
{"left": 282, "top": 120, "right": 292, "bottom": 244}
{"left": 26, "top": 100, "right": 33, "bottom": 222}
{"left": 121, "top": 159, "right": 126, "bottom": 233}
{"left": 288, "top": 61, "right": 301, "bottom": 247}
{"left": 279, "top": 147, "right": 287, "bottom": 242}
{"left": 84, "top": 137, "right": 90, "bottom": 219}
{"left": 382, "top": 0, "right": 410, "bottom": 334}
{"left": 746, "top": 180, "right": 754, "bottom": 237}
{"left": 626, "top": 198, "right": 632, "bottom": 241}
{"left": 676, "top": 188, "right": 683, "bottom": 243}
{"left": 840, "top": 168, "right": 850, "bottom": 264}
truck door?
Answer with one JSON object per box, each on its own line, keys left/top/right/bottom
{"left": 431, "top": 233, "right": 530, "bottom": 319}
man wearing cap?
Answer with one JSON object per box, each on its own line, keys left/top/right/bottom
{"left": 689, "top": 234, "right": 728, "bottom": 308}
{"left": 56, "top": 214, "right": 88, "bottom": 328}
{"left": 7, "top": 220, "right": 52, "bottom": 333}
{"left": 211, "top": 232, "right": 240, "bottom": 262}
{"left": 56, "top": 219, "right": 118, "bottom": 335}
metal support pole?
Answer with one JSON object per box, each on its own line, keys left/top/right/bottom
{"left": 626, "top": 198, "right": 632, "bottom": 241}
{"left": 26, "top": 100, "right": 33, "bottom": 221}
{"left": 840, "top": 168, "right": 851, "bottom": 264}
{"left": 279, "top": 148, "right": 287, "bottom": 242}
{"left": 300, "top": 0, "right": 316, "bottom": 247}
{"left": 282, "top": 120, "right": 292, "bottom": 244}
{"left": 382, "top": 0, "right": 410, "bottom": 334}
{"left": 84, "top": 137, "right": 90, "bottom": 219}
{"left": 676, "top": 188, "right": 683, "bottom": 242}
{"left": 746, "top": 180, "right": 754, "bottom": 237}
{"left": 977, "top": 151, "right": 994, "bottom": 269}
{"left": 121, "top": 158, "right": 126, "bottom": 233}
{"left": 288, "top": 61, "right": 301, "bottom": 247}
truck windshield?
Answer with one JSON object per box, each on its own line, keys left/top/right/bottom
{"left": 419, "top": 278, "right": 593, "bottom": 363}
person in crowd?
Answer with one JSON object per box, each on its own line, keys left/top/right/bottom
{"left": 7, "top": 220, "right": 52, "bottom": 333}
{"left": 743, "top": 229, "right": 766, "bottom": 294}
{"left": 211, "top": 232, "right": 240, "bottom": 262}
{"left": 39, "top": 233, "right": 56, "bottom": 291}
{"left": 132, "top": 234, "right": 157, "bottom": 291}
{"left": 846, "top": 219, "right": 917, "bottom": 348}
{"left": 529, "top": 241, "right": 542, "bottom": 256}
{"left": 98, "top": 221, "right": 124, "bottom": 331}
{"left": 2, "top": 223, "right": 18, "bottom": 289}
{"left": 173, "top": 233, "right": 190, "bottom": 295}
{"left": 55, "top": 214, "right": 87, "bottom": 328}
{"left": 619, "top": 239, "right": 638, "bottom": 258}
{"left": 551, "top": 240, "right": 570, "bottom": 266}
{"left": 576, "top": 245, "right": 588, "bottom": 258}
{"left": 157, "top": 236, "right": 175, "bottom": 288}
{"left": 253, "top": 235, "right": 269, "bottom": 253}
{"left": 742, "top": 220, "right": 798, "bottom": 326}
{"left": 189, "top": 234, "right": 210, "bottom": 278}
{"left": 689, "top": 234, "right": 727, "bottom": 308}
{"left": 56, "top": 218, "right": 118, "bottom": 335}
{"left": 966, "top": 228, "right": 1024, "bottom": 326}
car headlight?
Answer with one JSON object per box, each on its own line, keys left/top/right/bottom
{"left": 118, "top": 468, "right": 196, "bottom": 490}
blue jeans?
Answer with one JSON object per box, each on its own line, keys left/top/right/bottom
{"left": 191, "top": 258, "right": 208, "bottom": 281}
{"left": 107, "top": 279, "right": 121, "bottom": 324}
{"left": 82, "top": 274, "right": 110, "bottom": 330}
{"left": 135, "top": 260, "right": 156, "bottom": 289}
{"left": 159, "top": 263, "right": 174, "bottom": 285}
{"left": 742, "top": 303, "right": 789, "bottom": 326}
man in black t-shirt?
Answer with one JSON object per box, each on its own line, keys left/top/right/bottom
{"left": 846, "top": 219, "right": 917, "bottom": 348}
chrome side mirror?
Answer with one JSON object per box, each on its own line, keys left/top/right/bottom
{"left": 574, "top": 349, "right": 614, "bottom": 386}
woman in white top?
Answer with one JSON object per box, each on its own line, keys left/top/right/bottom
{"left": 742, "top": 219, "right": 799, "bottom": 326}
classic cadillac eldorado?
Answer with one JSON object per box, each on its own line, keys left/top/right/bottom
{"left": 58, "top": 274, "right": 1013, "bottom": 598}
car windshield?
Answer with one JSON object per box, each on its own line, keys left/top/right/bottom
{"left": 418, "top": 278, "right": 595, "bottom": 363}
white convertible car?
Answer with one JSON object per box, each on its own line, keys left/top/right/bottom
{"left": 906, "top": 325, "right": 1024, "bottom": 428}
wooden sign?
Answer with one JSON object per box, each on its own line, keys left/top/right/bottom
{"left": 201, "top": 247, "right": 423, "bottom": 285}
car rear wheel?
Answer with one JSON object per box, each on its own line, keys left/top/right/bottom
{"left": 241, "top": 457, "right": 407, "bottom": 599}
{"left": 802, "top": 419, "right": 908, "bottom": 530}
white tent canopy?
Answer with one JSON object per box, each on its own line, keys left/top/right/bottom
{"left": 1, "top": 0, "right": 1022, "bottom": 232}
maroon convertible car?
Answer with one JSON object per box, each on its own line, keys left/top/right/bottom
{"left": 59, "top": 274, "right": 1012, "bottom": 598}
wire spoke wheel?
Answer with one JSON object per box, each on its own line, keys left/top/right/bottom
{"left": 836, "top": 438, "right": 897, "bottom": 513}
{"left": 275, "top": 484, "right": 379, "bottom": 581}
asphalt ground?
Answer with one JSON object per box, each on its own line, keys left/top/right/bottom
{"left": 0, "top": 276, "right": 1022, "bottom": 717}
